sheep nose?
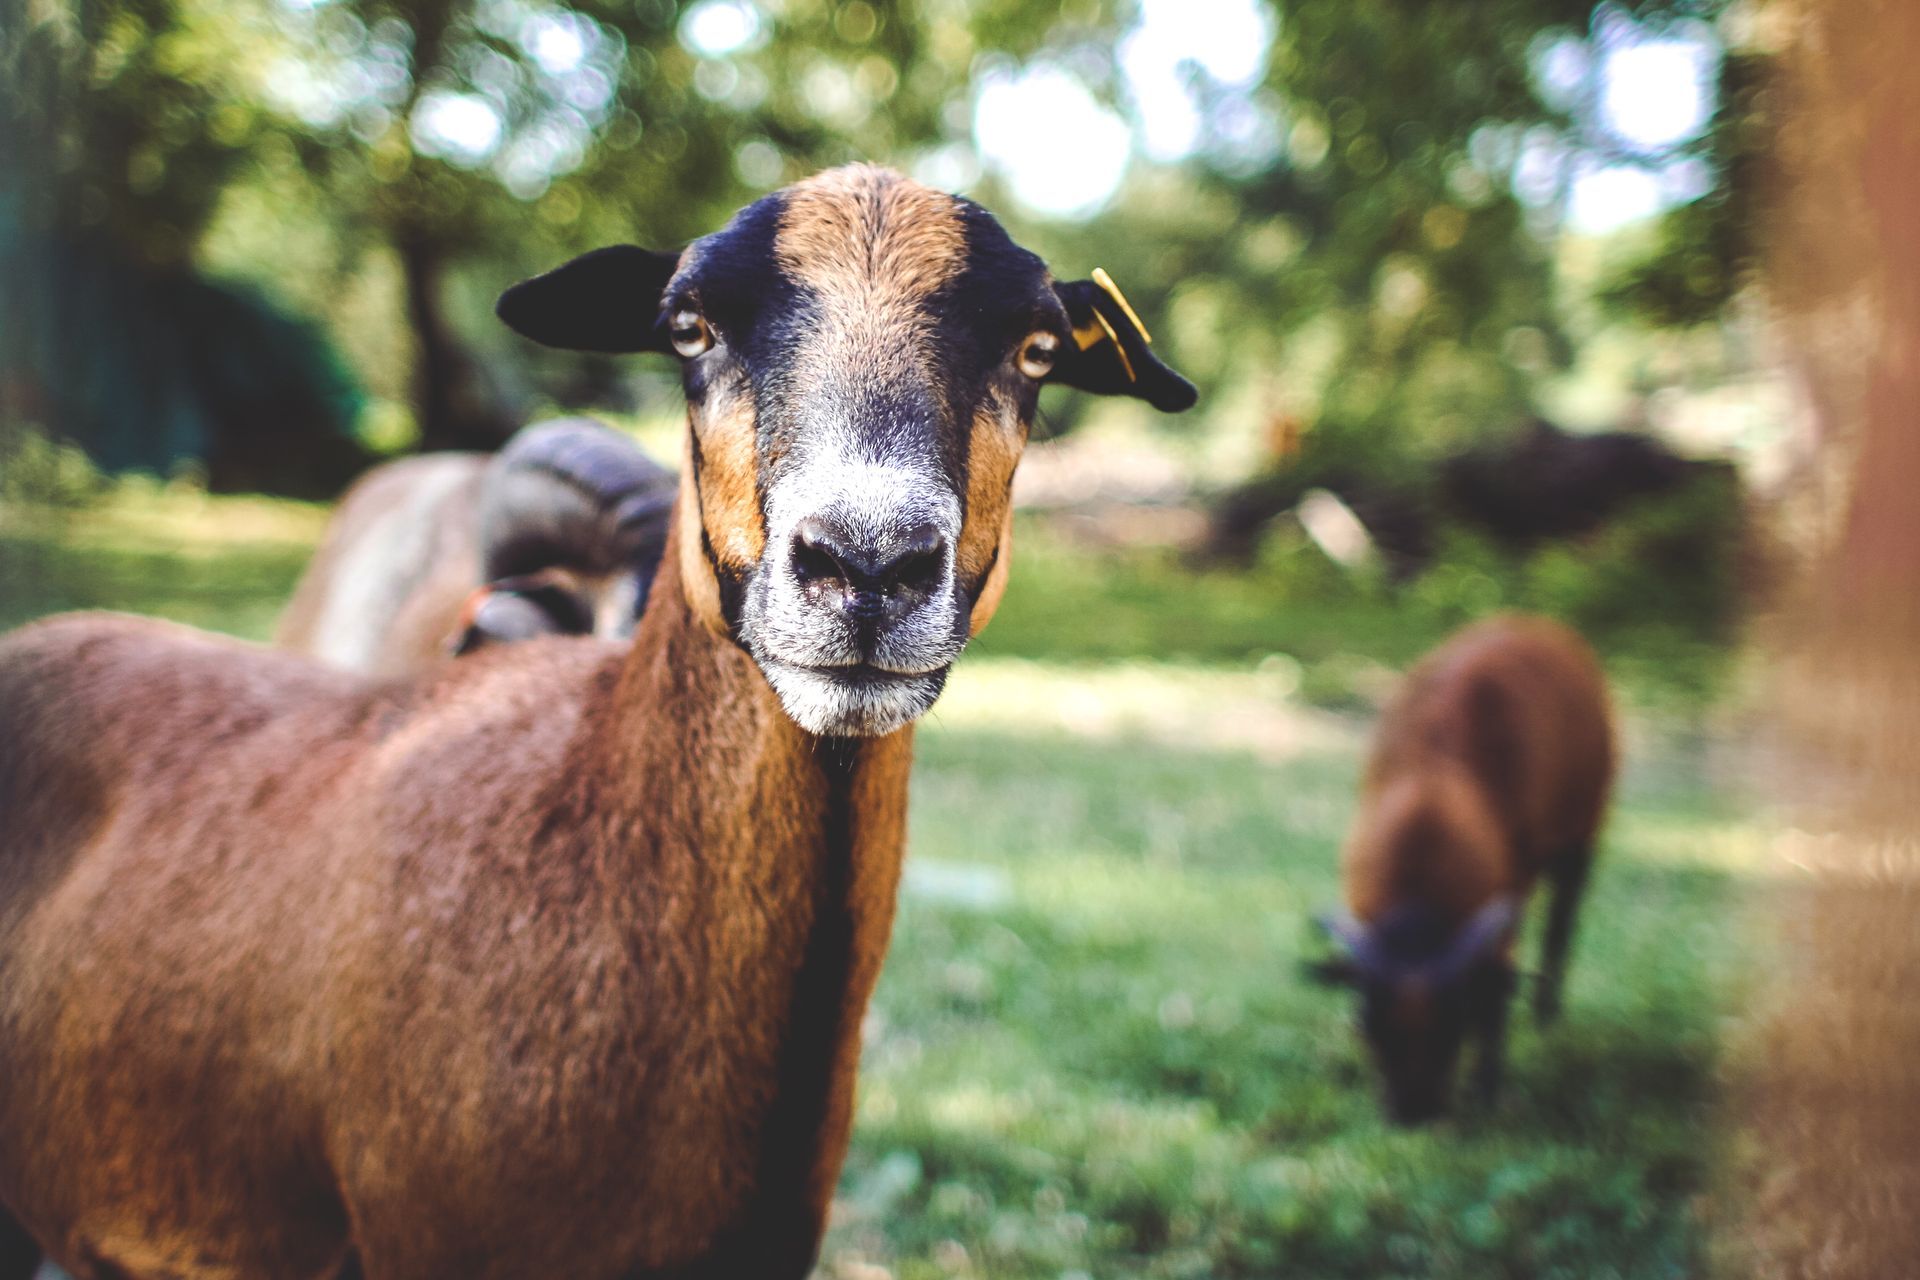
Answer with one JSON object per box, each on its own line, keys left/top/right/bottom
{"left": 790, "top": 516, "right": 949, "bottom": 619}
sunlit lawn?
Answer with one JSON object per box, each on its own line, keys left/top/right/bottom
{"left": 830, "top": 667, "right": 1755, "bottom": 1279}
{"left": 0, "top": 491, "right": 1760, "bottom": 1279}
{"left": 0, "top": 485, "right": 325, "bottom": 639}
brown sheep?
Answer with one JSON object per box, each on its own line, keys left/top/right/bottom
{"left": 0, "top": 164, "right": 1196, "bottom": 1280}
{"left": 1313, "top": 614, "right": 1616, "bottom": 1123}
{"left": 276, "top": 417, "right": 677, "bottom": 673}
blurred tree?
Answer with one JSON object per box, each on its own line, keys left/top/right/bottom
{"left": 6, "top": 0, "right": 1761, "bottom": 489}
{"left": 244, "top": 0, "right": 741, "bottom": 448}
{"left": 1009, "top": 0, "right": 1751, "bottom": 554}
{"left": 204, "top": 0, "right": 1037, "bottom": 447}
{"left": 1069, "top": 1, "right": 1750, "bottom": 461}
{"left": 0, "top": 0, "right": 372, "bottom": 490}
{"left": 1597, "top": 44, "right": 1767, "bottom": 328}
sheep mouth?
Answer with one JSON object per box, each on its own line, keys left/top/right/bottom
{"left": 779, "top": 657, "right": 948, "bottom": 681}
{"left": 757, "top": 655, "right": 952, "bottom": 737}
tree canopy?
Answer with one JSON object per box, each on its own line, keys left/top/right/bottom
{"left": 1, "top": 0, "right": 1758, "bottom": 490}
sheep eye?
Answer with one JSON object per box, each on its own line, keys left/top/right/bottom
{"left": 1017, "top": 331, "right": 1059, "bottom": 380}
{"left": 668, "top": 308, "right": 713, "bottom": 359}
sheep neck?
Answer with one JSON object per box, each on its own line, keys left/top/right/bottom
{"left": 575, "top": 515, "right": 913, "bottom": 1275}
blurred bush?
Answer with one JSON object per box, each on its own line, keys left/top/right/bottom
{"left": 0, "top": 424, "right": 106, "bottom": 509}
{"left": 1411, "top": 469, "right": 1745, "bottom": 700}
{"left": 0, "top": 229, "right": 371, "bottom": 495}
{"left": 987, "top": 459, "right": 1744, "bottom": 712}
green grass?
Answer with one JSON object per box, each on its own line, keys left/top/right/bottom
{"left": 0, "top": 487, "right": 323, "bottom": 639}
{"left": 823, "top": 673, "right": 1756, "bottom": 1279}
{"left": 0, "top": 490, "right": 1760, "bottom": 1278}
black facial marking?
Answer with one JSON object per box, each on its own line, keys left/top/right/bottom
{"left": 933, "top": 203, "right": 1064, "bottom": 495}
{"left": 671, "top": 191, "right": 844, "bottom": 510}
{"left": 681, "top": 189, "right": 1060, "bottom": 530}
{"left": 675, "top": 193, "right": 800, "bottom": 377}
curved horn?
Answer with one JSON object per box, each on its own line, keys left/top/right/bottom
{"left": 611, "top": 485, "right": 678, "bottom": 534}
{"left": 450, "top": 579, "right": 585, "bottom": 655}
{"left": 496, "top": 418, "right": 677, "bottom": 513}
{"left": 1436, "top": 896, "right": 1518, "bottom": 983}
{"left": 478, "top": 418, "right": 679, "bottom": 591}
{"left": 1315, "top": 908, "right": 1384, "bottom": 975}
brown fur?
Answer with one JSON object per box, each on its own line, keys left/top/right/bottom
{"left": 0, "top": 165, "right": 1185, "bottom": 1277}
{"left": 675, "top": 419, "right": 734, "bottom": 641}
{"left": 281, "top": 426, "right": 676, "bottom": 672}
{"left": 770, "top": 166, "right": 968, "bottom": 417}
{"left": 0, "top": 515, "right": 911, "bottom": 1279}
{"left": 0, "top": 169, "right": 1003, "bottom": 1280}
{"left": 774, "top": 165, "right": 966, "bottom": 307}
{"left": 1332, "top": 614, "right": 1616, "bottom": 1121}
{"left": 1344, "top": 614, "right": 1616, "bottom": 930}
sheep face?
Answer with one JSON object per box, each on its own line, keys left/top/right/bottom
{"left": 498, "top": 164, "right": 1194, "bottom": 737}
{"left": 1317, "top": 898, "right": 1517, "bottom": 1124}
{"left": 1357, "top": 964, "right": 1493, "bottom": 1125}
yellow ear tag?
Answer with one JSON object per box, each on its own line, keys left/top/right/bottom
{"left": 1092, "top": 267, "right": 1152, "bottom": 344}
{"left": 1071, "top": 311, "right": 1110, "bottom": 352}
{"left": 1069, "top": 268, "right": 1141, "bottom": 384}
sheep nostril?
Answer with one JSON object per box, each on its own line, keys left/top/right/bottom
{"left": 791, "top": 517, "right": 853, "bottom": 587}
{"left": 885, "top": 524, "right": 948, "bottom": 597}
{"left": 789, "top": 517, "right": 949, "bottom": 610}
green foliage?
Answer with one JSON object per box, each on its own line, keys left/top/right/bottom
{"left": 1598, "top": 51, "right": 1769, "bottom": 329}
{"left": 0, "top": 224, "right": 368, "bottom": 487}
{"left": 1508, "top": 469, "right": 1742, "bottom": 638}
{"left": 1, "top": 0, "right": 282, "bottom": 265}
{"left": 0, "top": 484, "right": 324, "bottom": 636}
{"left": 5, "top": 0, "right": 1765, "bottom": 476}
{"left": 0, "top": 424, "right": 106, "bottom": 509}
{"left": 1408, "top": 471, "right": 1744, "bottom": 702}
{"left": 1011, "top": 0, "right": 1606, "bottom": 456}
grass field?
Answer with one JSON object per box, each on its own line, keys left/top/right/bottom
{"left": 0, "top": 489, "right": 1764, "bottom": 1279}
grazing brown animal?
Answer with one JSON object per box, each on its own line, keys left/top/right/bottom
{"left": 276, "top": 417, "right": 677, "bottom": 674}
{"left": 0, "top": 164, "right": 1196, "bottom": 1280}
{"left": 1312, "top": 614, "right": 1615, "bottom": 1124}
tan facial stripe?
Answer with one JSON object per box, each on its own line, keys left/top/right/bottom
{"left": 675, "top": 425, "right": 727, "bottom": 636}
{"left": 957, "top": 395, "right": 1023, "bottom": 617}
{"left": 690, "top": 374, "right": 766, "bottom": 568}
{"left": 774, "top": 165, "right": 967, "bottom": 300}
{"left": 773, "top": 166, "right": 969, "bottom": 412}
{"left": 967, "top": 506, "right": 1014, "bottom": 637}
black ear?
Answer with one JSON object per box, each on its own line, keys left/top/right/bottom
{"left": 1302, "top": 955, "right": 1363, "bottom": 988}
{"left": 1050, "top": 269, "right": 1197, "bottom": 413}
{"left": 496, "top": 245, "right": 683, "bottom": 354}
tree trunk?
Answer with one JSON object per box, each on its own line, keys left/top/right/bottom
{"left": 398, "top": 235, "right": 510, "bottom": 454}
